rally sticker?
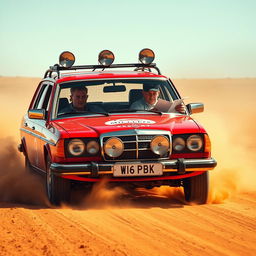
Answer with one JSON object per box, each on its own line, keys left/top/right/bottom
{"left": 105, "top": 119, "right": 156, "bottom": 126}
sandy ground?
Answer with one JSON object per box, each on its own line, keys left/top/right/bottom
{"left": 0, "top": 77, "right": 255, "bottom": 256}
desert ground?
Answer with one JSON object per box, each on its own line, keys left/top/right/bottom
{"left": 0, "top": 77, "right": 255, "bottom": 256}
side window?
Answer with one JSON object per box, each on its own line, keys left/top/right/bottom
{"left": 33, "top": 83, "right": 47, "bottom": 109}
{"left": 34, "top": 84, "right": 52, "bottom": 110}
{"left": 43, "top": 86, "right": 52, "bottom": 111}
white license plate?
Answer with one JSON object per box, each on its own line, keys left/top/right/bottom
{"left": 113, "top": 163, "right": 163, "bottom": 177}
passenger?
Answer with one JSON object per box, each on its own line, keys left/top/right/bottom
{"left": 129, "top": 84, "right": 185, "bottom": 113}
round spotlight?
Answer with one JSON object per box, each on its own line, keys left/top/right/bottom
{"left": 187, "top": 135, "right": 203, "bottom": 151}
{"left": 173, "top": 137, "right": 186, "bottom": 151}
{"left": 59, "top": 51, "right": 75, "bottom": 68}
{"left": 150, "top": 135, "right": 170, "bottom": 156}
{"left": 98, "top": 50, "right": 115, "bottom": 66}
{"left": 104, "top": 137, "right": 124, "bottom": 158}
{"left": 87, "top": 141, "right": 100, "bottom": 155}
{"left": 139, "top": 48, "right": 155, "bottom": 64}
{"left": 68, "top": 139, "right": 85, "bottom": 156}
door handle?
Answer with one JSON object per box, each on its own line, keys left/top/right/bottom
{"left": 32, "top": 126, "right": 35, "bottom": 130}
{"left": 24, "top": 122, "right": 28, "bottom": 127}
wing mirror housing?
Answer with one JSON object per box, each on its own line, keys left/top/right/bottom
{"left": 28, "top": 109, "right": 46, "bottom": 120}
{"left": 186, "top": 103, "right": 204, "bottom": 114}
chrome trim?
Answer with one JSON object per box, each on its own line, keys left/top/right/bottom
{"left": 135, "top": 135, "right": 139, "bottom": 159}
{"left": 20, "top": 128, "right": 56, "bottom": 145}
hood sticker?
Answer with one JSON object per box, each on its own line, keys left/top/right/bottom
{"left": 105, "top": 119, "right": 156, "bottom": 126}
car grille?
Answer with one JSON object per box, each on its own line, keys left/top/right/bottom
{"left": 102, "top": 134, "right": 171, "bottom": 161}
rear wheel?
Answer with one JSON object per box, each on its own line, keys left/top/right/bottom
{"left": 46, "top": 157, "right": 71, "bottom": 206}
{"left": 183, "top": 172, "right": 209, "bottom": 204}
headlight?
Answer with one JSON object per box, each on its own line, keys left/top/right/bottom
{"left": 104, "top": 137, "right": 124, "bottom": 157}
{"left": 150, "top": 136, "right": 170, "bottom": 156}
{"left": 87, "top": 141, "right": 100, "bottom": 155}
{"left": 187, "top": 135, "right": 203, "bottom": 151}
{"left": 67, "top": 139, "right": 85, "bottom": 156}
{"left": 173, "top": 137, "right": 185, "bottom": 151}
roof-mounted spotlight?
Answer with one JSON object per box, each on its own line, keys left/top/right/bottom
{"left": 59, "top": 51, "right": 75, "bottom": 68}
{"left": 139, "top": 48, "right": 155, "bottom": 65}
{"left": 98, "top": 50, "right": 115, "bottom": 66}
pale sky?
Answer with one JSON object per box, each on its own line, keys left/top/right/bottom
{"left": 0, "top": 0, "right": 255, "bottom": 78}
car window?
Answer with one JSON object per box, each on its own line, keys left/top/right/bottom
{"left": 33, "top": 83, "right": 47, "bottom": 109}
{"left": 55, "top": 79, "right": 176, "bottom": 116}
{"left": 34, "top": 84, "right": 52, "bottom": 110}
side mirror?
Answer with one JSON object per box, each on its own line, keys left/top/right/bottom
{"left": 186, "top": 103, "right": 204, "bottom": 114}
{"left": 28, "top": 109, "right": 46, "bottom": 120}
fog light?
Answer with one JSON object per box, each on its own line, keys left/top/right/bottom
{"left": 59, "top": 51, "right": 75, "bottom": 68}
{"left": 150, "top": 135, "right": 169, "bottom": 156}
{"left": 98, "top": 50, "right": 115, "bottom": 66}
{"left": 139, "top": 48, "right": 155, "bottom": 64}
{"left": 104, "top": 137, "right": 124, "bottom": 157}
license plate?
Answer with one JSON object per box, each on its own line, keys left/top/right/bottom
{"left": 113, "top": 163, "right": 163, "bottom": 177}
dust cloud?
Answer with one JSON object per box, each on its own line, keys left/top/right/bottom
{"left": 175, "top": 78, "right": 256, "bottom": 203}
{"left": 76, "top": 178, "right": 127, "bottom": 209}
{"left": 0, "top": 77, "right": 255, "bottom": 207}
{"left": 0, "top": 137, "right": 48, "bottom": 206}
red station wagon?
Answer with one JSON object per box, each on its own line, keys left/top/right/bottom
{"left": 19, "top": 49, "right": 217, "bottom": 205}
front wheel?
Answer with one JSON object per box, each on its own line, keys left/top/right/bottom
{"left": 46, "top": 157, "right": 71, "bottom": 206}
{"left": 183, "top": 172, "right": 209, "bottom": 204}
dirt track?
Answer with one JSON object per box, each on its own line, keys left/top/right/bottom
{"left": 0, "top": 77, "right": 256, "bottom": 255}
{"left": 0, "top": 191, "right": 255, "bottom": 256}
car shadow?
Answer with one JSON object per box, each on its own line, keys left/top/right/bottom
{"left": 0, "top": 187, "right": 186, "bottom": 210}
{"left": 68, "top": 186, "right": 186, "bottom": 210}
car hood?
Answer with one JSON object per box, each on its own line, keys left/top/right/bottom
{"left": 54, "top": 113, "right": 205, "bottom": 138}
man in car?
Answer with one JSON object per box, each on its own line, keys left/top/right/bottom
{"left": 61, "top": 86, "right": 103, "bottom": 113}
{"left": 130, "top": 83, "right": 185, "bottom": 113}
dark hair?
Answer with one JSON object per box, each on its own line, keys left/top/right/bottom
{"left": 70, "top": 86, "right": 88, "bottom": 94}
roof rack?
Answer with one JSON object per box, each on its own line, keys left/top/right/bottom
{"left": 44, "top": 63, "right": 161, "bottom": 79}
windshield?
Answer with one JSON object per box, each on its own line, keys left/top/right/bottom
{"left": 54, "top": 79, "right": 180, "bottom": 118}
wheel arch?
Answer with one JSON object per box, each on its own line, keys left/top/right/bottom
{"left": 21, "top": 137, "right": 28, "bottom": 157}
{"left": 43, "top": 143, "right": 52, "bottom": 171}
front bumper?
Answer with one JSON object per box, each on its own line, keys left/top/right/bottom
{"left": 50, "top": 158, "right": 217, "bottom": 178}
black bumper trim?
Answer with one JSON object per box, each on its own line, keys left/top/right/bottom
{"left": 50, "top": 158, "right": 217, "bottom": 175}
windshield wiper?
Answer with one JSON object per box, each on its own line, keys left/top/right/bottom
{"left": 108, "top": 109, "right": 138, "bottom": 113}
{"left": 58, "top": 110, "right": 109, "bottom": 117}
{"left": 108, "top": 109, "right": 162, "bottom": 115}
{"left": 143, "top": 109, "right": 163, "bottom": 115}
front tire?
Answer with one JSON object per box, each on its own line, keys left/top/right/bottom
{"left": 183, "top": 172, "right": 209, "bottom": 204}
{"left": 46, "top": 157, "right": 71, "bottom": 206}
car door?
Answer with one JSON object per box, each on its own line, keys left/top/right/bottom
{"left": 25, "top": 82, "right": 52, "bottom": 168}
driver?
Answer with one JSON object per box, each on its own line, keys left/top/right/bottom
{"left": 62, "top": 86, "right": 88, "bottom": 112}
{"left": 61, "top": 86, "right": 104, "bottom": 113}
